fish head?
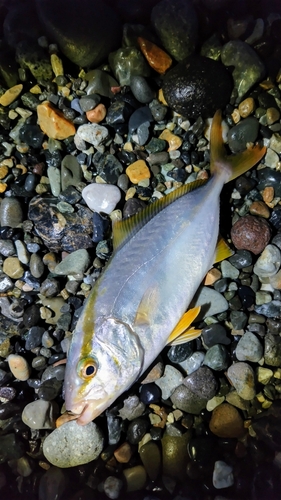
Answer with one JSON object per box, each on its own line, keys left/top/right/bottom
{"left": 64, "top": 316, "right": 144, "bottom": 425}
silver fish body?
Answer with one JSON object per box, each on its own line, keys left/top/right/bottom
{"left": 64, "top": 111, "right": 265, "bottom": 425}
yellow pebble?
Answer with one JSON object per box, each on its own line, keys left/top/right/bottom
{"left": 262, "top": 186, "right": 274, "bottom": 204}
{"left": 3, "top": 257, "right": 24, "bottom": 279}
{"left": 0, "top": 165, "right": 8, "bottom": 179}
{"left": 159, "top": 129, "right": 182, "bottom": 151}
{"left": 125, "top": 187, "right": 136, "bottom": 200}
{"left": 0, "top": 84, "right": 23, "bottom": 107}
{"left": 238, "top": 97, "right": 255, "bottom": 118}
{"left": 231, "top": 109, "right": 240, "bottom": 124}
{"left": 0, "top": 182, "right": 7, "bottom": 193}
{"left": 126, "top": 160, "right": 151, "bottom": 184}
{"left": 30, "top": 84, "right": 42, "bottom": 94}
{"left": 51, "top": 53, "right": 64, "bottom": 77}
{"left": 37, "top": 101, "right": 76, "bottom": 140}
{"left": 158, "top": 89, "right": 168, "bottom": 105}
{"left": 8, "top": 354, "right": 31, "bottom": 381}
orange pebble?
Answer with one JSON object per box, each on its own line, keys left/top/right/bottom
{"left": 86, "top": 103, "right": 107, "bottom": 123}
{"left": 138, "top": 37, "right": 172, "bottom": 74}
{"left": 37, "top": 101, "right": 76, "bottom": 140}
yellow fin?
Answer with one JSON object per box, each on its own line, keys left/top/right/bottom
{"left": 210, "top": 110, "right": 266, "bottom": 182}
{"left": 214, "top": 235, "right": 234, "bottom": 264}
{"left": 167, "top": 306, "right": 201, "bottom": 345}
{"left": 168, "top": 327, "right": 202, "bottom": 346}
{"left": 134, "top": 285, "right": 159, "bottom": 327}
{"left": 113, "top": 179, "right": 207, "bottom": 250}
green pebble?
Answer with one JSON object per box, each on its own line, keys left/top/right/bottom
{"left": 139, "top": 441, "right": 161, "bottom": 480}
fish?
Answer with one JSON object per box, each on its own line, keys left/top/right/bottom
{"left": 64, "top": 110, "right": 266, "bottom": 425}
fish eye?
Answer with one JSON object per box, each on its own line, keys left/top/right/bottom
{"left": 78, "top": 358, "right": 97, "bottom": 380}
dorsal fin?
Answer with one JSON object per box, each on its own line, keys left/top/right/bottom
{"left": 113, "top": 179, "right": 208, "bottom": 250}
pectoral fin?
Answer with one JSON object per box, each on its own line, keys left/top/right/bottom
{"left": 134, "top": 285, "right": 159, "bottom": 327}
{"left": 167, "top": 306, "right": 201, "bottom": 345}
{"left": 214, "top": 235, "right": 234, "bottom": 264}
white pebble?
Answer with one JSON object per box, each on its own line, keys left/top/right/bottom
{"left": 75, "top": 123, "right": 109, "bottom": 150}
{"left": 213, "top": 460, "right": 234, "bottom": 489}
{"left": 8, "top": 354, "right": 31, "bottom": 381}
{"left": 82, "top": 183, "right": 121, "bottom": 214}
{"left": 254, "top": 244, "right": 281, "bottom": 278}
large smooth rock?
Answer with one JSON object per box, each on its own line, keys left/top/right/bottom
{"left": 35, "top": 0, "right": 122, "bottom": 67}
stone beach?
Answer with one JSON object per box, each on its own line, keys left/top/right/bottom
{"left": 0, "top": 0, "right": 281, "bottom": 499}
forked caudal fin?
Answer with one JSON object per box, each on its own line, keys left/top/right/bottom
{"left": 210, "top": 110, "right": 266, "bottom": 183}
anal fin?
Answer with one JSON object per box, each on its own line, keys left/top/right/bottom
{"left": 167, "top": 306, "right": 201, "bottom": 345}
{"left": 214, "top": 235, "right": 234, "bottom": 264}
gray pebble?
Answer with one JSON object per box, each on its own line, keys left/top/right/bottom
{"left": 229, "top": 250, "right": 252, "bottom": 269}
{"left": 43, "top": 421, "right": 104, "bottom": 467}
{"left": 226, "top": 362, "right": 256, "bottom": 400}
{"left": 22, "top": 400, "right": 58, "bottom": 429}
{"left": 54, "top": 249, "right": 90, "bottom": 276}
{"left": 40, "top": 278, "right": 60, "bottom": 297}
{"left": 118, "top": 395, "right": 145, "bottom": 421}
{"left": 236, "top": 331, "right": 263, "bottom": 362}
{"left": 0, "top": 197, "right": 23, "bottom": 228}
{"left": 30, "top": 253, "right": 45, "bottom": 278}
{"left": 155, "top": 365, "right": 184, "bottom": 400}
{"left": 230, "top": 310, "right": 248, "bottom": 330}
{"left": 48, "top": 166, "right": 61, "bottom": 197}
{"left": 170, "top": 383, "right": 208, "bottom": 414}
{"left": 203, "top": 344, "right": 229, "bottom": 371}
{"left": 179, "top": 351, "right": 205, "bottom": 374}
{"left": 0, "top": 274, "right": 14, "bottom": 292}
{"left": 41, "top": 365, "right": 65, "bottom": 383}
{"left": 130, "top": 76, "right": 155, "bottom": 104}
{"left": 221, "top": 260, "right": 239, "bottom": 279}
{"left": 79, "top": 94, "right": 101, "bottom": 112}
{"left": 264, "top": 333, "right": 281, "bottom": 367}
{"left": 0, "top": 240, "right": 15, "bottom": 257}
{"left": 227, "top": 117, "right": 259, "bottom": 153}
{"left": 191, "top": 286, "right": 228, "bottom": 319}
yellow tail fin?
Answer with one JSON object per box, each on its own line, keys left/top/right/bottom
{"left": 210, "top": 110, "right": 266, "bottom": 182}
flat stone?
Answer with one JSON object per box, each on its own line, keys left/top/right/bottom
{"left": 109, "top": 47, "right": 150, "bottom": 86}
{"left": 221, "top": 260, "right": 239, "bottom": 279}
{"left": 7, "top": 354, "right": 31, "bottom": 381}
{"left": 43, "top": 420, "right": 104, "bottom": 467}
{"left": 179, "top": 351, "right": 205, "bottom": 374}
{"left": 82, "top": 183, "right": 121, "bottom": 214}
{"left": 37, "top": 102, "right": 76, "bottom": 140}
{"left": 203, "top": 344, "right": 229, "bottom": 371}
{"left": 0, "top": 197, "right": 23, "bottom": 228}
{"left": 0, "top": 84, "right": 23, "bottom": 106}
{"left": 236, "top": 331, "right": 263, "bottom": 363}
{"left": 138, "top": 37, "right": 172, "bottom": 74}
{"left": 226, "top": 362, "right": 256, "bottom": 400}
{"left": 191, "top": 286, "right": 228, "bottom": 319}
{"left": 123, "top": 465, "right": 147, "bottom": 493}
{"left": 213, "top": 460, "right": 234, "bottom": 489}
{"left": 155, "top": 365, "right": 184, "bottom": 400}
{"left": 22, "top": 400, "right": 58, "bottom": 429}
{"left": 3, "top": 257, "right": 24, "bottom": 279}
{"left": 159, "top": 129, "right": 182, "bottom": 151}
{"left": 54, "top": 249, "right": 90, "bottom": 276}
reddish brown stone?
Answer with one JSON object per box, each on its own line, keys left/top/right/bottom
{"left": 209, "top": 403, "right": 245, "bottom": 438}
{"left": 138, "top": 37, "right": 172, "bottom": 74}
{"left": 231, "top": 215, "right": 271, "bottom": 255}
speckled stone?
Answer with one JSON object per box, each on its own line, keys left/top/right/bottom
{"left": 7, "top": 354, "right": 31, "bottom": 381}
{"left": 236, "top": 331, "right": 263, "bottom": 363}
{"left": 231, "top": 215, "right": 271, "bottom": 255}
{"left": 253, "top": 245, "right": 281, "bottom": 278}
{"left": 264, "top": 333, "right": 281, "bottom": 367}
{"left": 0, "top": 197, "right": 23, "bottom": 228}
{"left": 226, "top": 362, "right": 256, "bottom": 400}
{"left": 43, "top": 421, "right": 104, "bottom": 467}
{"left": 203, "top": 344, "right": 229, "bottom": 371}
{"left": 74, "top": 123, "right": 109, "bottom": 150}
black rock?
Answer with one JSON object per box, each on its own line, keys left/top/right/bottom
{"left": 167, "top": 342, "right": 194, "bottom": 363}
{"left": 25, "top": 326, "right": 45, "bottom": 350}
{"left": 92, "top": 152, "right": 123, "bottom": 184}
{"left": 127, "top": 418, "right": 149, "bottom": 444}
{"left": 269, "top": 206, "right": 281, "bottom": 230}
{"left": 22, "top": 304, "right": 41, "bottom": 329}
{"left": 139, "top": 383, "right": 161, "bottom": 404}
{"left": 92, "top": 212, "right": 110, "bottom": 243}
{"left": 128, "top": 106, "right": 153, "bottom": 134}
{"left": 123, "top": 198, "right": 146, "bottom": 218}
{"left": 257, "top": 168, "right": 281, "bottom": 197}
{"left": 201, "top": 324, "right": 230, "bottom": 347}
{"left": 229, "top": 250, "right": 252, "bottom": 269}
{"left": 228, "top": 117, "right": 260, "bottom": 153}
{"left": 0, "top": 434, "right": 25, "bottom": 463}
{"left": 19, "top": 124, "right": 44, "bottom": 149}
{"left": 163, "top": 55, "right": 233, "bottom": 118}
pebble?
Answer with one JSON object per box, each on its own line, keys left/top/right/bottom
{"left": 127, "top": 418, "right": 149, "bottom": 445}
{"left": 161, "top": 432, "right": 190, "bottom": 479}
{"left": 3, "top": 257, "right": 24, "bottom": 279}
{"left": 74, "top": 123, "right": 109, "bottom": 150}
{"left": 47, "top": 166, "right": 61, "bottom": 197}
{"left": 154, "top": 365, "right": 184, "bottom": 400}
{"left": 38, "top": 467, "right": 66, "bottom": 500}
{"left": 203, "top": 344, "right": 229, "bottom": 371}
{"left": 86, "top": 103, "right": 106, "bottom": 123}
{"left": 264, "top": 333, "right": 281, "bottom": 367}
{"left": 151, "top": 0, "right": 198, "bottom": 61}
{"left": 231, "top": 215, "right": 271, "bottom": 255}
{"left": 0, "top": 240, "right": 15, "bottom": 257}
{"left": 0, "top": 197, "right": 23, "bottom": 228}
{"left": 82, "top": 183, "right": 121, "bottom": 214}
{"left": 109, "top": 47, "right": 150, "bottom": 86}
{"left": 54, "top": 249, "right": 90, "bottom": 276}
{"left": 14, "top": 240, "right": 29, "bottom": 265}
{"left": 226, "top": 362, "right": 256, "bottom": 400}
{"left": 126, "top": 160, "right": 151, "bottom": 184}
{"left": 209, "top": 403, "right": 245, "bottom": 438}
{"left": 213, "top": 460, "right": 234, "bottom": 489}
{"left": 221, "top": 260, "right": 239, "bottom": 279}
{"left": 158, "top": 129, "right": 183, "bottom": 151}
{"left": 238, "top": 97, "right": 255, "bottom": 118}
{"left": 179, "top": 351, "right": 205, "bottom": 374}
{"left": 79, "top": 94, "right": 101, "bottom": 112}
{"left": 114, "top": 442, "right": 133, "bottom": 463}
{"left": 171, "top": 366, "right": 217, "bottom": 414}
{"left": 7, "top": 354, "right": 31, "bottom": 381}
{"left": 37, "top": 101, "right": 76, "bottom": 140}
{"left": 167, "top": 342, "right": 193, "bottom": 363}
{"left": 249, "top": 200, "right": 270, "bottom": 218}
{"left": 257, "top": 366, "right": 273, "bottom": 385}
{"left": 21, "top": 400, "right": 58, "bottom": 429}
{"left": 191, "top": 286, "right": 228, "bottom": 318}
{"left": 139, "top": 441, "right": 161, "bottom": 480}
{"left": 123, "top": 465, "right": 147, "bottom": 492}
{"left": 163, "top": 56, "right": 232, "bottom": 118}
{"left": 130, "top": 75, "right": 155, "bottom": 104}
{"left": 103, "top": 476, "right": 123, "bottom": 499}
{"left": 227, "top": 117, "right": 259, "bottom": 153}
{"left": 236, "top": 331, "right": 263, "bottom": 363}
{"left": 0, "top": 84, "right": 23, "bottom": 106}
{"left": 201, "top": 324, "right": 230, "bottom": 347}
{"left": 29, "top": 253, "right": 45, "bottom": 278}
{"left": 137, "top": 37, "right": 172, "bottom": 74}
{"left": 43, "top": 420, "right": 103, "bottom": 467}
{"left": 253, "top": 244, "right": 281, "bottom": 278}
{"left": 221, "top": 40, "right": 265, "bottom": 99}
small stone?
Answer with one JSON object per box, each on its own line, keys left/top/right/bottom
{"left": 191, "top": 286, "right": 228, "bottom": 318}
{"left": 213, "top": 460, "right": 234, "bottom": 489}
{"left": 127, "top": 418, "right": 149, "bottom": 445}
{"left": 37, "top": 101, "right": 76, "bottom": 140}
{"left": 139, "top": 441, "right": 161, "bottom": 480}
{"left": 137, "top": 37, "right": 172, "bottom": 74}
{"left": 114, "top": 442, "right": 133, "bottom": 463}
{"left": 29, "top": 253, "right": 45, "bottom": 278}
{"left": 43, "top": 420, "right": 103, "bottom": 467}
{"left": 155, "top": 365, "right": 184, "bottom": 400}
{"left": 179, "top": 351, "right": 205, "bottom": 374}
{"left": 264, "top": 333, "right": 281, "bottom": 367}
{"left": 221, "top": 260, "right": 239, "bottom": 279}
{"left": 118, "top": 395, "right": 145, "bottom": 421}
{"left": 61, "top": 155, "right": 82, "bottom": 191}
{"left": 225, "top": 390, "right": 250, "bottom": 411}
{"left": 228, "top": 117, "right": 259, "bottom": 153}
{"left": 253, "top": 244, "right": 281, "bottom": 278}
{"left": 161, "top": 432, "right": 190, "bottom": 479}
{"left": 266, "top": 107, "right": 280, "bottom": 125}
{"left": 226, "top": 362, "right": 256, "bottom": 400}
{"left": 79, "top": 94, "right": 101, "bottom": 112}
{"left": 0, "top": 197, "right": 23, "bottom": 228}
{"left": 236, "top": 331, "right": 263, "bottom": 363}
{"left": 203, "top": 344, "right": 229, "bottom": 371}
{"left": 82, "top": 183, "right": 121, "bottom": 214}
{"left": 141, "top": 359, "right": 164, "bottom": 384}
{"left": 201, "top": 324, "right": 230, "bottom": 347}
{"left": 54, "top": 249, "right": 90, "bottom": 276}
{"left": 0, "top": 84, "right": 23, "bottom": 106}
{"left": 7, "top": 354, "right": 31, "bottom": 381}
{"left": 159, "top": 129, "right": 182, "bottom": 151}
{"left": 3, "top": 257, "right": 24, "bottom": 279}
{"left": 130, "top": 75, "right": 155, "bottom": 104}
{"left": 264, "top": 148, "right": 279, "bottom": 169}
{"left": 0, "top": 165, "right": 8, "bottom": 179}
{"left": 204, "top": 267, "right": 222, "bottom": 285}
{"left": 262, "top": 186, "right": 274, "bottom": 204}
{"left": 270, "top": 269, "right": 281, "bottom": 290}
{"left": 74, "top": 123, "right": 109, "bottom": 150}
{"left": 21, "top": 400, "right": 58, "bottom": 429}
{"left": 109, "top": 47, "right": 150, "bottom": 86}
{"left": 231, "top": 215, "right": 271, "bottom": 255}
{"left": 86, "top": 103, "right": 106, "bottom": 123}
{"left": 249, "top": 201, "right": 270, "bottom": 218}
{"left": 238, "top": 97, "right": 255, "bottom": 118}
{"left": 126, "top": 160, "right": 151, "bottom": 184}
{"left": 123, "top": 465, "right": 147, "bottom": 492}
{"left": 209, "top": 403, "right": 245, "bottom": 438}
{"left": 257, "top": 367, "right": 273, "bottom": 385}
{"left": 103, "top": 476, "right": 123, "bottom": 499}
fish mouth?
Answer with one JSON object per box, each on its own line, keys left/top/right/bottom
{"left": 67, "top": 399, "right": 109, "bottom": 425}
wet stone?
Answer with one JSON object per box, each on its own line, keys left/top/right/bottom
{"left": 229, "top": 250, "right": 252, "bottom": 269}
{"left": 123, "top": 465, "right": 147, "bottom": 493}
{"left": 230, "top": 310, "right": 248, "bottom": 330}
{"left": 171, "top": 367, "right": 217, "bottom": 414}
{"left": 155, "top": 365, "right": 184, "bottom": 400}
{"left": 221, "top": 260, "right": 239, "bottom": 279}
{"left": 29, "top": 253, "right": 45, "bottom": 278}
{"left": 213, "top": 460, "right": 234, "bottom": 489}
{"left": 19, "top": 124, "right": 44, "bottom": 149}
{"left": 236, "top": 331, "right": 263, "bottom": 363}
{"left": 0, "top": 197, "right": 23, "bottom": 228}
{"left": 54, "top": 249, "right": 90, "bottom": 276}
{"left": 228, "top": 117, "right": 259, "bottom": 153}
{"left": 126, "top": 418, "right": 149, "bottom": 445}
{"left": 179, "top": 351, "right": 205, "bottom": 374}
{"left": 149, "top": 99, "right": 168, "bottom": 122}
{"left": 139, "top": 441, "right": 161, "bottom": 481}
{"left": 25, "top": 326, "right": 45, "bottom": 350}
{"left": 38, "top": 466, "right": 66, "bottom": 500}
{"left": 109, "top": 47, "right": 150, "bottom": 86}
{"left": 167, "top": 342, "right": 193, "bottom": 363}
{"left": 37, "top": 101, "right": 76, "bottom": 141}
{"left": 161, "top": 432, "right": 190, "bottom": 479}
{"left": 38, "top": 378, "right": 62, "bottom": 401}
{"left": 43, "top": 421, "right": 104, "bottom": 467}
{"left": 74, "top": 123, "right": 109, "bottom": 150}
{"left": 255, "top": 300, "right": 281, "bottom": 318}
{"left": 264, "top": 333, "right": 281, "bottom": 367}
{"left": 139, "top": 383, "right": 161, "bottom": 404}
{"left": 79, "top": 94, "right": 101, "bottom": 112}
{"left": 103, "top": 476, "right": 123, "bottom": 499}
{"left": 59, "top": 186, "right": 81, "bottom": 205}
{"left": 130, "top": 76, "right": 155, "bottom": 104}
{"left": 231, "top": 215, "right": 271, "bottom": 255}
{"left": 21, "top": 400, "right": 58, "bottom": 430}
{"left": 253, "top": 245, "right": 281, "bottom": 279}
{"left": 203, "top": 344, "right": 229, "bottom": 371}
{"left": 8, "top": 354, "right": 31, "bottom": 381}
{"left": 0, "top": 434, "right": 25, "bottom": 463}
{"left": 23, "top": 304, "right": 40, "bottom": 328}
{"left": 0, "top": 240, "right": 15, "bottom": 257}
{"left": 209, "top": 403, "right": 245, "bottom": 438}
{"left": 226, "top": 362, "right": 256, "bottom": 400}
{"left": 201, "top": 324, "right": 230, "bottom": 347}
{"left": 128, "top": 106, "right": 153, "bottom": 134}
{"left": 191, "top": 286, "right": 228, "bottom": 318}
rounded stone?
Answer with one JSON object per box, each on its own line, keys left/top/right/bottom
{"left": 253, "top": 244, "right": 281, "bottom": 278}
{"left": 231, "top": 215, "right": 271, "bottom": 255}
{"left": 226, "top": 362, "right": 256, "bottom": 400}
{"left": 0, "top": 197, "right": 23, "bottom": 228}
{"left": 130, "top": 75, "right": 155, "bottom": 104}
{"left": 236, "top": 331, "right": 263, "bottom": 363}
{"left": 21, "top": 400, "right": 58, "bottom": 430}
{"left": 227, "top": 117, "right": 259, "bottom": 153}
{"left": 154, "top": 365, "right": 184, "bottom": 400}
{"left": 203, "top": 344, "right": 229, "bottom": 371}
{"left": 163, "top": 56, "right": 232, "bottom": 118}
{"left": 54, "top": 249, "right": 90, "bottom": 276}
{"left": 43, "top": 420, "right": 104, "bottom": 467}
{"left": 29, "top": 253, "right": 45, "bottom": 278}
{"left": 82, "top": 184, "right": 121, "bottom": 214}
{"left": 209, "top": 403, "right": 245, "bottom": 438}
{"left": 7, "top": 354, "right": 31, "bottom": 381}
{"left": 3, "top": 257, "right": 24, "bottom": 279}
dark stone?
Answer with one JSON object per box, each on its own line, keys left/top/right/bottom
{"left": 36, "top": 0, "right": 122, "bottom": 68}
{"left": 139, "top": 383, "right": 161, "bottom": 404}
{"left": 229, "top": 250, "right": 252, "bottom": 269}
{"left": 228, "top": 117, "right": 260, "bottom": 153}
{"left": 0, "top": 46, "right": 19, "bottom": 87}
{"left": 19, "top": 124, "right": 44, "bottom": 149}
{"left": 22, "top": 304, "right": 41, "bottom": 328}
{"left": 15, "top": 40, "right": 53, "bottom": 80}
{"left": 257, "top": 168, "right": 281, "bottom": 198}
{"left": 58, "top": 186, "right": 82, "bottom": 205}
{"left": 252, "top": 464, "right": 280, "bottom": 500}
{"left": 188, "top": 436, "right": 218, "bottom": 464}
{"left": 92, "top": 152, "right": 123, "bottom": 184}
{"left": 24, "top": 174, "right": 38, "bottom": 193}
{"left": 128, "top": 106, "right": 153, "bottom": 134}
{"left": 92, "top": 212, "right": 110, "bottom": 244}
{"left": 167, "top": 342, "right": 194, "bottom": 363}
{"left": 106, "top": 99, "right": 134, "bottom": 128}
{"left": 0, "top": 434, "right": 25, "bottom": 462}
{"left": 38, "top": 378, "right": 62, "bottom": 401}
{"left": 201, "top": 324, "right": 230, "bottom": 347}
{"left": 183, "top": 366, "right": 218, "bottom": 400}
{"left": 237, "top": 285, "right": 255, "bottom": 309}
{"left": 0, "top": 386, "right": 16, "bottom": 401}
{"left": 163, "top": 55, "right": 233, "bottom": 119}
{"left": 28, "top": 197, "right": 94, "bottom": 252}
{"left": 25, "top": 326, "right": 45, "bottom": 350}
{"left": 130, "top": 75, "right": 155, "bottom": 104}
{"left": 269, "top": 206, "right": 281, "bottom": 231}
{"left": 127, "top": 418, "right": 149, "bottom": 444}
{"left": 167, "top": 167, "right": 188, "bottom": 183}
{"left": 3, "top": 2, "right": 41, "bottom": 49}
{"left": 123, "top": 198, "right": 146, "bottom": 218}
